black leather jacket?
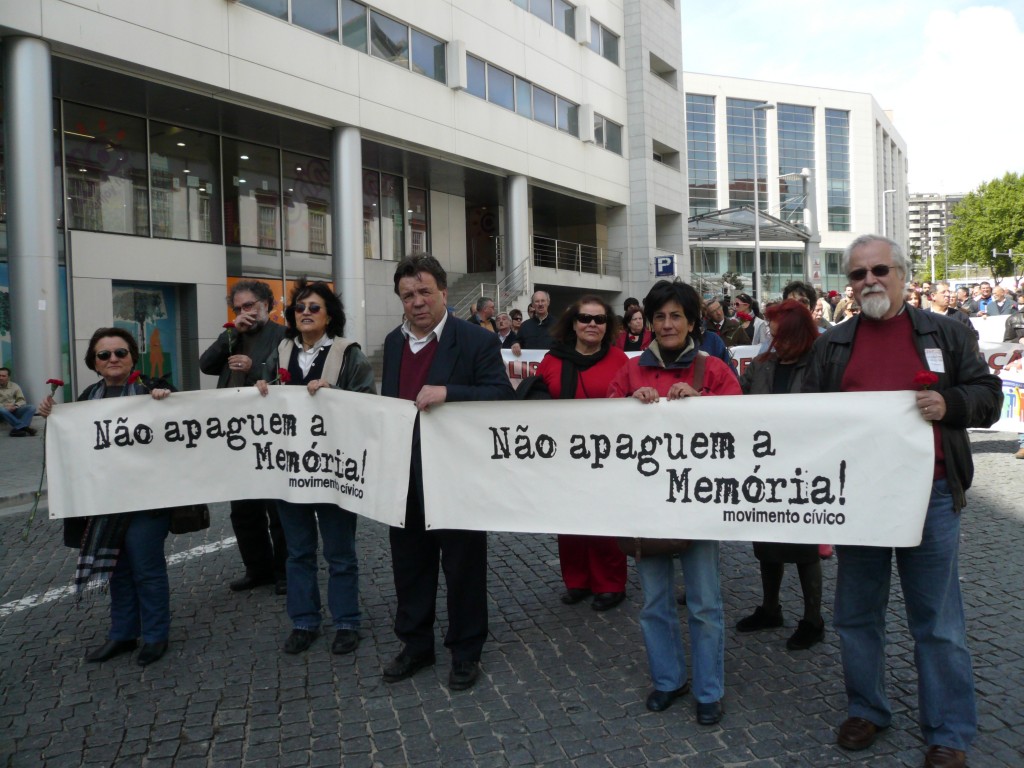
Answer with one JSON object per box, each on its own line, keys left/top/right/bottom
{"left": 802, "top": 305, "right": 1002, "bottom": 512}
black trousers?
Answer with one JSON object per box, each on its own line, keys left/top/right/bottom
{"left": 229, "top": 498, "right": 287, "bottom": 579}
{"left": 389, "top": 512, "right": 488, "bottom": 662}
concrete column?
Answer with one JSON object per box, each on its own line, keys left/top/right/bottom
{"left": 3, "top": 38, "right": 61, "bottom": 403}
{"left": 331, "top": 126, "right": 365, "bottom": 346}
{"left": 506, "top": 174, "right": 529, "bottom": 284}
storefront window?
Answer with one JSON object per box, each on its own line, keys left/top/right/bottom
{"left": 380, "top": 173, "right": 405, "bottom": 262}
{"left": 408, "top": 187, "right": 428, "bottom": 254}
{"left": 63, "top": 103, "right": 149, "bottom": 236}
{"left": 283, "top": 152, "right": 331, "bottom": 255}
{"left": 149, "top": 123, "right": 221, "bottom": 243}
{"left": 363, "top": 168, "right": 381, "bottom": 259}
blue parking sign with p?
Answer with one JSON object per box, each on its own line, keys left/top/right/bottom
{"left": 655, "top": 255, "right": 676, "bottom": 277}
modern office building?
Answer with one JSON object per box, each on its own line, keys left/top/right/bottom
{"left": 683, "top": 72, "right": 908, "bottom": 298}
{"left": 908, "top": 192, "right": 963, "bottom": 271}
{"left": 0, "top": 0, "right": 687, "bottom": 395}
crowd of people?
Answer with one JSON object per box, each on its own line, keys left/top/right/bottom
{"left": 32, "top": 235, "right": 1006, "bottom": 768}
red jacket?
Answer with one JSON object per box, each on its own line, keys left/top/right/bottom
{"left": 607, "top": 348, "right": 741, "bottom": 398}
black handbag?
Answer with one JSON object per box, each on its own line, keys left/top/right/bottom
{"left": 168, "top": 504, "right": 211, "bottom": 535}
{"left": 617, "top": 537, "right": 691, "bottom": 559}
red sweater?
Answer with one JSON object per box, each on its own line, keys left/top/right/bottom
{"left": 536, "top": 347, "right": 629, "bottom": 399}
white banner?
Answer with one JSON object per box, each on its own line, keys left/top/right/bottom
{"left": 46, "top": 387, "right": 417, "bottom": 525}
{"left": 420, "top": 391, "right": 935, "bottom": 546}
{"left": 994, "top": 369, "right": 1024, "bottom": 433}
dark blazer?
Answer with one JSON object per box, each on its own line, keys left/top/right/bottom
{"left": 199, "top": 320, "right": 286, "bottom": 387}
{"left": 382, "top": 314, "right": 514, "bottom": 516}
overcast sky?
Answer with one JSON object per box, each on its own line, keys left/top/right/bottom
{"left": 680, "top": 1, "right": 1024, "bottom": 195}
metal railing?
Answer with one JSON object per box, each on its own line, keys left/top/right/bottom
{"left": 531, "top": 236, "right": 622, "bottom": 277}
{"left": 452, "top": 282, "right": 499, "bottom": 320}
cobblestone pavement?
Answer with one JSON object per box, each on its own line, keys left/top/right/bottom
{"left": 1, "top": 432, "right": 1022, "bottom": 767}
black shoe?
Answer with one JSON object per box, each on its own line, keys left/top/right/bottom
{"left": 137, "top": 641, "right": 168, "bottom": 666}
{"left": 9, "top": 428, "right": 27, "bottom": 437}
{"left": 282, "top": 628, "right": 319, "bottom": 654}
{"left": 84, "top": 638, "right": 137, "bottom": 663}
{"left": 229, "top": 573, "right": 275, "bottom": 592}
{"left": 786, "top": 618, "right": 825, "bottom": 650}
{"left": 448, "top": 660, "right": 480, "bottom": 691}
{"left": 736, "top": 605, "right": 783, "bottom": 633}
{"left": 24, "top": 427, "right": 38, "bottom": 436}
{"left": 696, "top": 700, "right": 723, "bottom": 725}
{"left": 382, "top": 649, "right": 435, "bottom": 683}
{"left": 274, "top": 578, "right": 288, "bottom": 596}
{"left": 560, "top": 588, "right": 592, "bottom": 605}
{"left": 645, "top": 682, "right": 690, "bottom": 712}
{"left": 331, "top": 629, "right": 359, "bottom": 655}
{"left": 591, "top": 592, "right": 626, "bottom": 612}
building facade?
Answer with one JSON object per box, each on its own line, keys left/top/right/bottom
{"left": 683, "top": 72, "right": 908, "bottom": 298}
{"left": 0, "top": 0, "right": 686, "bottom": 396}
{"left": 908, "top": 192, "right": 963, "bottom": 275}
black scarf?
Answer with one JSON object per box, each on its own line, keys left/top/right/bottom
{"left": 546, "top": 341, "right": 610, "bottom": 399}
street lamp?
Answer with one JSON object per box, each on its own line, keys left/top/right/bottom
{"left": 882, "top": 189, "right": 896, "bottom": 238}
{"left": 751, "top": 102, "right": 774, "bottom": 303}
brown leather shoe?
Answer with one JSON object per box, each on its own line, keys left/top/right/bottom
{"left": 923, "top": 745, "right": 966, "bottom": 768}
{"left": 836, "top": 716, "right": 886, "bottom": 750}
{"left": 1015, "top": 447, "right": 1024, "bottom": 459}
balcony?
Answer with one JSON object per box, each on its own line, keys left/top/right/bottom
{"left": 532, "top": 236, "right": 622, "bottom": 277}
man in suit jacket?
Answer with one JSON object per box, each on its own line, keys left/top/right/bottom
{"left": 381, "top": 254, "right": 513, "bottom": 691}
{"left": 496, "top": 312, "right": 518, "bottom": 348}
{"left": 199, "top": 280, "right": 288, "bottom": 595}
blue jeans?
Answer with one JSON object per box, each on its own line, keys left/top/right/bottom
{"left": 1, "top": 404, "right": 35, "bottom": 431}
{"left": 277, "top": 501, "right": 360, "bottom": 632}
{"left": 109, "top": 511, "right": 171, "bottom": 644}
{"left": 635, "top": 541, "right": 724, "bottom": 704}
{"left": 835, "top": 479, "right": 976, "bottom": 751}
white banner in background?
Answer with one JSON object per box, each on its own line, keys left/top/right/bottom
{"left": 46, "top": 387, "right": 417, "bottom": 525}
{"left": 420, "top": 391, "right": 935, "bottom": 547}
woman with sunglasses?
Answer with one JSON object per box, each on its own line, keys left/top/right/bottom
{"left": 607, "top": 280, "right": 740, "bottom": 725}
{"left": 730, "top": 293, "right": 768, "bottom": 346}
{"left": 535, "top": 295, "right": 630, "bottom": 611}
{"left": 38, "top": 327, "right": 175, "bottom": 666}
{"left": 256, "top": 278, "right": 375, "bottom": 656}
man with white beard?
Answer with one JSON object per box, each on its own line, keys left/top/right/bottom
{"left": 803, "top": 234, "right": 1001, "bottom": 768}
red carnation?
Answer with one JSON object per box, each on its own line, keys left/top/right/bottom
{"left": 127, "top": 371, "right": 142, "bottom": 385}
{"left": 223, "top": 322, "right": 236, "bottom": 330}
{"left": 223, "top": 321, "right": 236, "bottom": 352}
{"left": 735, "top": 311, "right": 753, "bottom": 323}
{"left": 913, "top": 371, "right": 939, "bottom": 389}
{"left": 277, "top": 367, "right": 291, "bottom": 384}
{"left": 46, "top": 378, "right": 64, "bottom": 395}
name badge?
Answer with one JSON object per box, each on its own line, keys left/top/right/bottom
{"left": 925, "top": 348, "right": 945, "bottom": 373}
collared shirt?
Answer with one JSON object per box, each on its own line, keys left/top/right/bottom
{"left": 401, "top": 311, "right": 449, "bottom": 354}
{"left": 297, "top": 334, "right": 332, "bottom": 377}
{"left": 0, "top": 381, "right": 27, "bottom": 409}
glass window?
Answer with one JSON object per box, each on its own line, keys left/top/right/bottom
{"left": 239, "top": 0, "right": 287, "bottom": 19}
{"left": 515, "top": 78, "right": 533, "bottom": 118}
{"left": 341, "top": 0, "right": 368, "bottom": 51}
{"left": 826, "top": 108, "right": 851, "bottom": 231}
{"left": 293, "top": 0, "right": 339, "bottom": 39}
{"left": 370, "top": 11, "right": 409, "bottom": 69}
{"left": 467, "top": 55, "right": 486, "bottom": 98}
{"left": 588, "top": 20, "right": 601, "bottom": 54}
{"left": 726, "top": 98, "right": 768, "bottom": 210}
{"left": 593, "top": 113, "right": 604, "bottom": 147}
{"left": 686, "top": 94, "right": 717, "bottom": 216}
{"left": 533, "top": 86, "right": 555, "bottom": 127}
{"left": 222, "top": 139, "right": 280, "bottom": 250}
{"left": 776, "top": 103, "right": 814, "bottom": 226}
{"left": 554, "top": 0, "right": 575, "bottom": 36}
{"left": 380, "top": 173, "right": 405, "bottom": 262}
{"left": 601, "top": 27, "right": 619, "bottom": 64}
{"left": 411, "top": 29, "right": 446, "bottom": 83}
{"left": 557, "top": 97, "right": 578, "bottom": 136}
{"left": 513, "top": 0, "right": 528, "bottom": 9}
{"left": 487, "top": 66, "right": 515, "bottom": 111}
{"left": 363, "top": 169, "right": 380, "bottom": 259}
{"left": 530, "top": 0, "right": 553, "bottom": 24}
{"left": 63, "top": 103, "right": 149, "bottom": 236}
{"left": 283, "top": 152, "right": 332, "bottom": 254}
{"left": 605, "top": 119, "right": 622, "bottom": 155}
{"left": 408, "top": 187, "right": 429, "bottom": 254}
{"left": 149, "top": 122, "right": 221, "bottom": 243}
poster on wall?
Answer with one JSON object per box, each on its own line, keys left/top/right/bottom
{"left": 112, "top": 282, "right": 181, "bottom": 391}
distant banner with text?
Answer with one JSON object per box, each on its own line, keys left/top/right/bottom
{"left": 420, "top": 391, "right": 934, "bottom": 546}
{"left": 46, "top": 387, "right": 416, "bottom": 525}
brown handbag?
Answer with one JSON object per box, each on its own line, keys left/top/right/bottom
{"left": 616, "top": 353, "right": 706, "bottom": 559}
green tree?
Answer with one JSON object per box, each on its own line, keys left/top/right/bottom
{"left": 946, "top": 172, "right": 1024, "bottom": 283}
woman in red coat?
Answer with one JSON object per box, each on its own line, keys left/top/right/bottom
{"left": 536, "top": 295, "right": 630, "bottom": 611}
{"left": 616, "top": 307, "right": 653, "bottom": 352}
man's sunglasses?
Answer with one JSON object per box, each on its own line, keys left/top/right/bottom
{"left": 847, "top": 264, "right": 892, "bottom": 282}
{"left": 576, "top": 313, "right": 608, "bottom": 325}
{"left": 232, "top": 300, "right": 259, "bottom": 315}
{"left": 294, "top": 302, "right": 322, "bottom": 314}
{"left": 96, "top": 348, "right": 130, "bottom": 361}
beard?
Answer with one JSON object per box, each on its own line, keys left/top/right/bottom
{"left": 859, "top": 286, "right": 891, "bottom": 319}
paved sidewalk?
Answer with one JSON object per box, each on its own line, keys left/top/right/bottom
{"left": 1, "top": 431, "right": 1022, "bottom": 767}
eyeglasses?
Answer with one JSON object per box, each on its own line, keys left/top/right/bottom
{"left": 232, "top": 300, "right": 258, "bottom": 315}
{"left": 96, "top": 348, "right": 130, "bottom": 361}
{"left": 294, "top": 302, "right": 322, "bottom": 314}
{"left": 847, "top": 264, "right": 892, "bottom": 282}
{"left": 575, "top": 313, "right": 608, "bottom": 325}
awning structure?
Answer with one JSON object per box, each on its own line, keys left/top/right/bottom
{"left": 688, "top": 206, "right": 809, "bottom": 244}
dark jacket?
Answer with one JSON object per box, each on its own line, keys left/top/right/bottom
{"left": 935, "top": 306, "right": 977, "bottom": 337}
{"left": 199, "top": 320, "right": 286, "bottom": 387}
{"left": 802, "top": 306, "right": 1002, "bottom": 511}
{"left": 740, "top": 352, "right": 812, "bottom": 395}
{"left": 499, "top": 330, "right": 519, "bottom": 349}
{"left": 515, "top": 315, "right": 555, "bottom": 350}
{"left": 1005, "top": 312, "right": 1024, "bottom": 343}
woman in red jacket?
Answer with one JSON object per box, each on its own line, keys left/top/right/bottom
{"left": 537, "top": 295, "right": 630, "bottom": 611}
{"left": 616, "top": 307, "right": 653, "bottom": 352}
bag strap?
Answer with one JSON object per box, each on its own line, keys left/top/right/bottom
{"left": 691, "top": 351, "right": 707, "bottom": 392}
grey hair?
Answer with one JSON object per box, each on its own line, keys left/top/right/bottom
{"left": 842, "top": 234, "right": 912, "bottom": 277}
{"left": 475, "top": 296, "right": 494, "bottom": 312}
